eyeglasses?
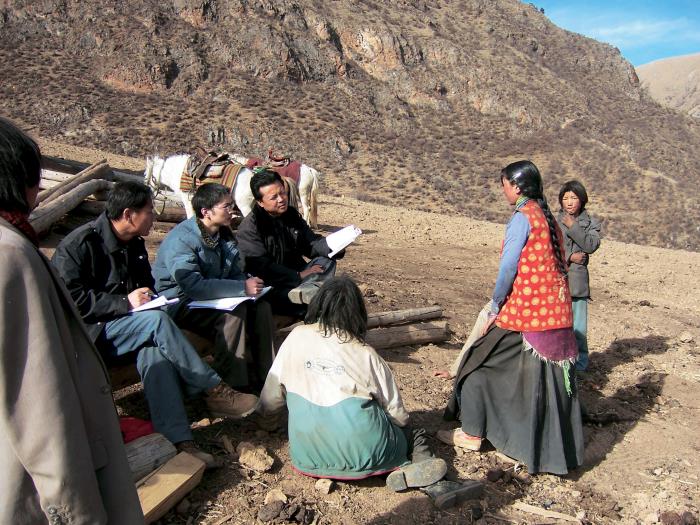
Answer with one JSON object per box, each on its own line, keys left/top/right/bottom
{"left": 213, "top": 203, "right": 234, "bottom": 212}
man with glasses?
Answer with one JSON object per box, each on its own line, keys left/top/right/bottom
{"left": 153, "top": 183, "right": 275, "bottom": 393}
{"left": 237, "top": 169, "right": 342, "bottom": 319}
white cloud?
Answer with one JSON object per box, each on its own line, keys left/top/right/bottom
{"left": 590, "top": 18, "right": 700, "bottom": 48}
{"left": 547, "top": 8, "right": 700, "bottom": 51}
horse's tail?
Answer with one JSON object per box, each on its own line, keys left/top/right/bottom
{"left": 308, "top": 168, "right": 319, "bottom": 229}
{"left": 283, "top": 176, "right": 301, "bottom": 212}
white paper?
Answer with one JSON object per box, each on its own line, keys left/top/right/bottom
{"left": 326, "top": 225, "right": 362, "bottom": 258}
{"left": 131, "top": 295, "right": 180, "bottom": 312}
{"left": 188, "top": 286, "right": 272, "bottom": 311}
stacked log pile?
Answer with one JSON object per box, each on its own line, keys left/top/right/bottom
{"left": 277, "top": 305, "right": 450, "bottom": 351}
{"left": 31, "top": 157, "right": 186, "bottom": 234}
{"left": 366, "top": 305, "right": 449, "bottom": 349}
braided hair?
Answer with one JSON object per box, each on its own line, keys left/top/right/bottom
{"left": 501, "top": 160, "right": 568, "bottom": 279}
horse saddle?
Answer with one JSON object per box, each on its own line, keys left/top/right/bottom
{"left": 267, "top": 148, "right": 291, "bottom": 168}
{"left": 180, "top": 148, "right": 244, "bottom": 193}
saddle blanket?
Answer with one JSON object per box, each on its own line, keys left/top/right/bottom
{"left": 179, "top": 162, "right": 244, "bottom": 193}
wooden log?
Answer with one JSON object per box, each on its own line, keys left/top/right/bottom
{"left": 511, "top": 502, "right": 579, "bottom": 522}
{"left": 43, "top": 167, "right": 145, "bottom": 185}
{"left": 75, "top": 200, "right": 189, "bottom": 223}
{"left": 136, "top": 452, "right": 205, "bottom": 524}
{"left": 366, "top": 320, "right": 449, "bottom": 349}
{"left": 42, "top": 154, "right": 143, "bottom": 177}
{"left": 41, "top": 170, "right": 78, "bottom": 183}
{"left": 367, "top": 306, "right": 443, "bottom": 328}
{"left": 37, "top": 160, "right": 111, "bottom": 206}
{"left": 75, "top": 200, "right": 107, "bottom": 215}
{"left": 30, "top": 179, "right": 113, "bottom": 234}
{"left": 40, "top": 179, "right": 112, "bottom": 205}
{"left": 125, "top": 433, "right": 177, "bottom": 481}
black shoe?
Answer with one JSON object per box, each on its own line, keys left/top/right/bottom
{"left": 421, "top": 480, "right": 484, "bottom": 509}
{"left": 385, "top": 458, "right": 447, "bottom": 492}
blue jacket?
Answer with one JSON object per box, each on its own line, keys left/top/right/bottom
{"left": 152, "top": 218, "right": 247, "bottom": 310}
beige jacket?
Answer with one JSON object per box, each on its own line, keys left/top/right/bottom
{"left": 0, "top": 219, "right": 143, "bottom": 525}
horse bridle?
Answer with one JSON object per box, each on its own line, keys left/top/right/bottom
{"left": 146, "top": 158, "right": 168, "bottom": 215}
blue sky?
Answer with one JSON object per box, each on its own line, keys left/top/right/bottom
{"left": 534, "top": 0, "right": 700, "bottom": 66}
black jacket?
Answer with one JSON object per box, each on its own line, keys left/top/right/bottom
{"left": 236, "top": 205, "right": 331, "bottom": 291}
{"left": 51, "top": 212, "right": 154, "bottom": 341}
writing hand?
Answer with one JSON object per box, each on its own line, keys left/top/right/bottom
{"left": 128, "top": 287, "right": 154, "bottom": 310}
{"left": 245, "top": 276, "right": 265, "bottom": 296}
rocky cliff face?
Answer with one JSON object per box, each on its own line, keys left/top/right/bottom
{"left": 2, "top": 0, "right": 699, "bottom": 250}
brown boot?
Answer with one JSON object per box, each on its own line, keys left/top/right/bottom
{"left": 205, "top": 383, "right": 259, "bottom": 419}
{"left": 175, "top": 441, "right": 223, "bottom": 469}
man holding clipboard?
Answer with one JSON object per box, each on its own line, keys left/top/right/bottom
{"left": 237, "top": 169, "right": 359, "bottom": 319}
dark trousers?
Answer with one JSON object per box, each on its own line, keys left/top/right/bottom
{"left": 267, "top": 257, "right": 338, "bottom": 319}
{"left": 174, "top": 300, "right": 275, "bottom": 391}
{"left": 401, "top": 426, "right": 434, "bottom": 464}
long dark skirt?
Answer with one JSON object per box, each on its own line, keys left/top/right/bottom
{"left": 450, "top": 326, "right": 584, "bottom": 475}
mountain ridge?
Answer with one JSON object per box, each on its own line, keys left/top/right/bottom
{"left": 637, "top": 52, "right": 700, "bottom": 119}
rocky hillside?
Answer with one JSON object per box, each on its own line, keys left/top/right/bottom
{"left": 637, "top": 53, "right": 700, "bottom": 119}
{"left": 2, "top": 0, "right": 700, "bottom": 250}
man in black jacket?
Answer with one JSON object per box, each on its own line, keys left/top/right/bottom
{"left": 52, "top": 181, "right": 258, "bottom": 466}
{"left": 237, "top": 170, "right": 341, "bottom": 318}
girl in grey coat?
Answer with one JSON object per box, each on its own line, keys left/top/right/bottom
{"left": 557, "top": 180, "right": 601, "bottom": 371}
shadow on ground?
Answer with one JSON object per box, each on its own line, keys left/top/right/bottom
{"left": 573, "top": 335, "right": 670, "bottom": 478}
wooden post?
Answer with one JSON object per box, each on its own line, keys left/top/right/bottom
{"left": 30, "top": 179, "right": 113, "bottom": 234}
{"left": 37, "top": 160, "right": 111, "bottom": 206}
{"left": 367, "top": 306, "right": 443, "bottom": 328}
{"left": 366, "top": 320, "right": 450, "bottom": 349}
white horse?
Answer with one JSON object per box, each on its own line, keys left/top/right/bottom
{"left": 144, "top": 153, "right": 315, "bottom": 227}
{"left": 144, "top": 154, "right": 258, "bottom": 219}
{"left": 230, "top": 153, "right": 319, "bottom": 228}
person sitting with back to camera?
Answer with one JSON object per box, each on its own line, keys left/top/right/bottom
{"left": 152, "top": 183, "right": 276, "bottom": 394}
{"left": 257, "top": 276, "right": 483, "bottom": 508}
{"left": 51, "top": 181, "right": 258, "bottom": 468}
{"left": 236, "top": 169, "right": 343, "bottom": 319}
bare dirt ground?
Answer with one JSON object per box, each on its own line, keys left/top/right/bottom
{"left": 38, "top": 167, "right": 699, "bottom": 523}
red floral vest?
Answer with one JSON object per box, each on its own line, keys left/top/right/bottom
{"left": 496, "top": 200, "right": 573, "bottom": 332}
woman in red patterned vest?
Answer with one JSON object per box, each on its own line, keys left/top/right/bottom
{"left": 438, "top": 160, "right": 584, "bottom": 476}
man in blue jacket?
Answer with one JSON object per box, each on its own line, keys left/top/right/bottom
{"left": 153, "top": 183, "right": 275, "bottom": 393}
